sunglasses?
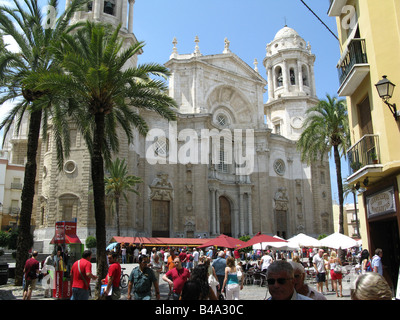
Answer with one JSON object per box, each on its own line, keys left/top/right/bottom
{"left": 267, "top": 278, "right": 293, "bottom": 285}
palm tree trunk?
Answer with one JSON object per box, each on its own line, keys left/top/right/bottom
{"left": 333, "top": 144, "right": 345, "bottom": 234}
{"left": 115, "top": 195, "right": 120, "bottom": 236}
{"left": 15, "top": 108, "right": 42, "bottom": 286}
{"left": 91, "top": 112, "right": 107, "bottom": 297}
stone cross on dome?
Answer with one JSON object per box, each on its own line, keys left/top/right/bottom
{"left": 194, "top": 36, "right": 201, "bottom": 56}
{"left": 170, "top": 37, "right": 178, "bottom": 59}
{"left": 223, "top": 37, "right": 231, "bottom": 54}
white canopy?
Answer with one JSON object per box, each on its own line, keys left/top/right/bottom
{"left": 318, "top": 232, "right": 359, "bottom": 249}
{"left": 252, "top": 235, "right": 300, "bottom": 250}
{"left": 287, "top": 233, "right": 320, "bottom": 247}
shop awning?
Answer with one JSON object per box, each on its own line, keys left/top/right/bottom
{"left": 50, "top": 234, "right": 81, "bottom": 244}
{"left": 109, "top": 236, "right": 209, "bottom": 247}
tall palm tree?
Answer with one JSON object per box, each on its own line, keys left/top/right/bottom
{"left": 0, "top": 0, "right": 88, "bottom": 285}
{"left": 28, "top": 21, "right": 177, "bottom": 295}
{"left": 105, "top": 158, "right": 143, "bottom": 236}
{"left": 297, "top": 94, "right": 350, "bottom": 234}
{"left": 343, "top": 181, "right": 360, "bottom": 238}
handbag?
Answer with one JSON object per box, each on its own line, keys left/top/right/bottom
{"left": 78, "top": 260, "right": 92, "bottom": 297}
{"left": 208, "top": 274, "right": 219, "bottom": 287}
{"left": 333, "top": 264, "right": 342, "bottom": 274}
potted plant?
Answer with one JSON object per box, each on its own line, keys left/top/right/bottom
{"left": 350, "top": 161, "right": 362, "bottom": 171}
{"left": 370, "top": 152, "right": 378, "bottom": 164}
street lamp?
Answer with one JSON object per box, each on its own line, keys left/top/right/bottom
{"left": 375, "top": 75, "right": 398, "bottom": 121}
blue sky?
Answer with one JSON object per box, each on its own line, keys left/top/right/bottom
{"left": 3, "top": 0, "right": 351, "bottom": 203}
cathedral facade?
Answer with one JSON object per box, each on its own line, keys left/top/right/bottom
{"left": 4, "top": 1, "right": 333, "bottom": 252}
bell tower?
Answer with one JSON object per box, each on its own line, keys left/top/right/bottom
{"left": 67, "top": 0, "right": 136, "bottom": 36}
{"left": 263, "top": 26, "right": 319, "bottom": 140}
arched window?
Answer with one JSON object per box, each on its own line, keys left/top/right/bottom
{"left": 302, "top": 65, "right": 309, "bottom": 87}
{"left": 275, "top": 66, "right": 283, "bottom": 88}
{"left": 104, "top": 0, "right": 115, "bottom": 15}
{"left": 290, "top": 68, "right": 296, "bottom": 85}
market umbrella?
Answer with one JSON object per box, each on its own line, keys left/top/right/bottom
{"left": 106, "top": 242, "right": 118, "bottom": 251}
{"left": 318, "top": 232, "right": 358, "bottom": 249}
{"left": 197, "top": 234, "right": 247, "bottom": 249}
{"left": 242, "top": 232, "right": 288, "bottom": 248}
{"left": 287, "top": 233, "right": 320, "bottom": 247}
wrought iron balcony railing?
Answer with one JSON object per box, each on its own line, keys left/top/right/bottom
{"left": 338, "top": 39, "right": 368, "bottom": 85}
{"left": 347, "top": 134, "right": 380, "bottom": 175}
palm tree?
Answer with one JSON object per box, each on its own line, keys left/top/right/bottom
{"left": 28, "top": 21, "right": 177, "bottom": 295}
{"left": 105, "top": 158, "right": 143, "bottom": 236}
{"left": 297, "top": 94, "right": 350, "bottom": 234}
{"left": 343, "top": 181, "right": 360, "bottom": 238}
{"left": 0, "top": 0, "right": 88, "bottom": 286}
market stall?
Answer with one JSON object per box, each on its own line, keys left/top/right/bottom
{"left": 50, "top": 220, "right": 83, "bottom": 299}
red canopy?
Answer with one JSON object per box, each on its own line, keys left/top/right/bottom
{"left": 110, "top": 236, "right": 209, "bottom": 247}
{"left": 50, "top": 234, "right": 81, "bottom": 244}
{"left": 242, "top": 232, "right": 287, "bottom": 248}
{"left": 196, "top": 234, "right": 247, "bottom": 249}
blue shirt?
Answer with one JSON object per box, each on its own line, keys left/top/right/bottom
{"left": 212, "top": 257, "right": 226, "bottom": 276}
{"left": 371, "top": 255, "right": 383, "bottom": 275}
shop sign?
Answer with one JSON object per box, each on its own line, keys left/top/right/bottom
{"left": 366, "top": 187, "right": 396, "bottom": 219}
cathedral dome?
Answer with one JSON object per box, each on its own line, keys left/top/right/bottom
{"left": 273, "top": 26, "right": 300, "bottom": 40}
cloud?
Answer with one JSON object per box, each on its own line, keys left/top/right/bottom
{"left": 3, "top": 35, "right": 20, "bottom": 53}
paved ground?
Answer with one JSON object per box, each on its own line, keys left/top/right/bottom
{"left": 0, "top": 262, "right": 355, "bottom": 300}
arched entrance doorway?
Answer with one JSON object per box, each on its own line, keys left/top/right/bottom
{"left": 219, "top": 196, "right": 231, "bottom": 236}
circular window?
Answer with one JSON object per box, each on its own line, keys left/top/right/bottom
{"left": 154, "top": 136, "right": 169, "bottom": 157}
{"left": 64, "top": 160, "right": 77, "bottom": 174}
{"left": 217, "top": 114, "right": 227, "bottom": 127}
{"left": 273, "top": 159, "right": 286, "bottom": 176}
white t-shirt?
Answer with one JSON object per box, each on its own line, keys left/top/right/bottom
{"left": 261, "top": 255, "right": 273, "bottom": 271}
{"left": 312, "top": 254, "right": 325, "bottom": 273}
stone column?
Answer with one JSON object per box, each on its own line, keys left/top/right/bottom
{"left": 239, "top": 193, "right": 245, "bottom": 236}
{"left": 298, "top": 61, "right": 304, "bottom": 93}
{"left": 128, "top": 0, "right": 135, "bottom": 33}
{"left": 210, "top": 187, "right": 217, "bottom": 235}
{"left": 282, "top": 59, "right": 289, "bottom": 93}
{"left": 121, "top": 0, "right": 128, "bottom": 29}
{"left": 268, "top": 67, "right": 275, "bottom": 100}
{"left": 247, "top": 193, "right": 253, "bottom": 235}
{"left": 93, "top": 0, "right": 101, "bottom": 21}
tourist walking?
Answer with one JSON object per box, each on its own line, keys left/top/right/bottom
{"left": 329, "top": 251, "right": 343, "bottom": 297}
{"left": 70, "top": 250, "right": 97, "bottom": 300}
{"left": 101, "top": 252, "right": 121, "bottom": 300}
{"left": 22, "top": 251, "right": 40, "bottom": 300}
{"left": 371, "top": 248, "right": 383, "bottom": 276}
{"left": 312, "top": 249, "right": 326, "bottom": 294}
{"left": 360, "top": 249, "right": 372, "bottom": 273}
{"left": 127, "top": 255, "right": 160, "bottom": 300}
{"left": 212, "top": 251, "right": 226, "bottom": 295}
{"left": 222, "top": 256, "right": 243, "bottom": 300}
{"left": 186, "top": 264, "right": 218, "bottom": 300}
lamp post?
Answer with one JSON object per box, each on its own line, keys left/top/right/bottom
{"left": 375, "top": 75, "right": 398, "bottom": 121}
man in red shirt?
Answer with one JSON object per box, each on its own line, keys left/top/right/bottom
{"left": 70, "top": 250, "right": 97, "bottom": 300}
{"left": 23, "top": 251, "right": 40, "bottom": 300}
{"left": 101, "top": 252, "right": 121, "bottom": 300}
{"left": 162, "top": 257, "right": 190, "bottom": 300}
{"left": 179, "top": 249, "right": 187, "bottom": 268}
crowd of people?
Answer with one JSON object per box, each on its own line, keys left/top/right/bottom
{"left": 20, "top": 243, "right": 393, "bottom": 301}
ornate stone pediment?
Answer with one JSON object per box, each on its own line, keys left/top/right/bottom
{"left": 149, "top": 173, "right": 173, "bottom": 200}
{"left": 274, "top": 187, "right": 288, "bottom": 211}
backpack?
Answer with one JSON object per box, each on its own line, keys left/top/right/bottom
{"left": 365, "top": 260, "right": 372, "bottom": 272}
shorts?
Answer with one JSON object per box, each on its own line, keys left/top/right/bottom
{"left": 316, "top": 272, "right": 326, "bottom": 283}
{"left": 24, "top": 279, "right": 37, "bottom": 291}
{"left": 330, "top": 269, "right": 343, "bottom": 280}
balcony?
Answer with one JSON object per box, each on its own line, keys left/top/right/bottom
{"left": 328, "top": 0, "right": 348, "bottom": 17}
{"left": 347, "top": 134, "right": 381, "bottom": 176}
{"left": 337, "top": 39, "right": 370, "bottom": 97}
